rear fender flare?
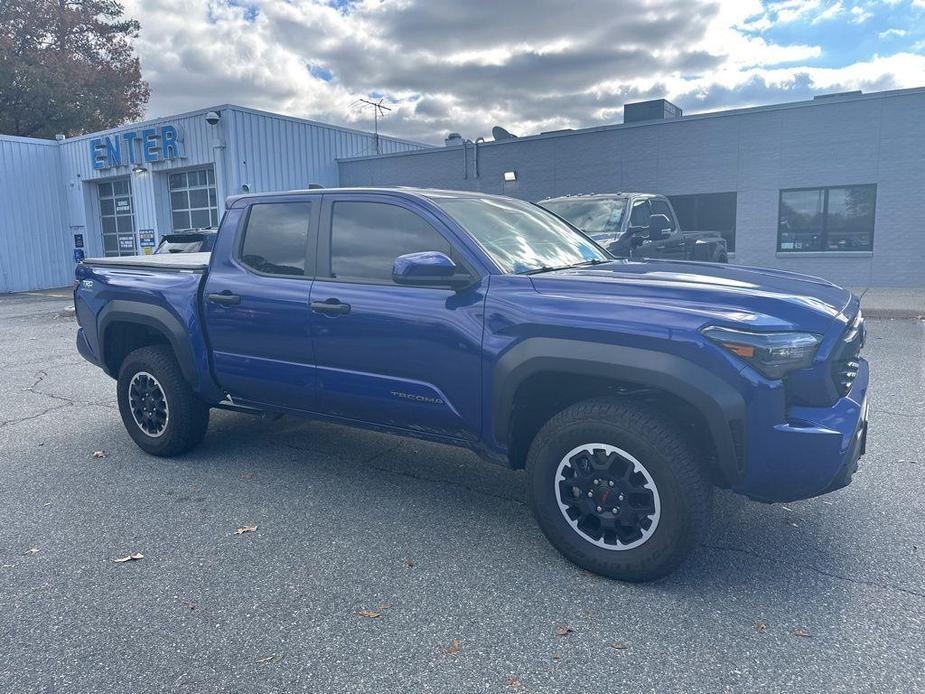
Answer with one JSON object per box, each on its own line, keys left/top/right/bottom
{"left": 98, "top": 300, "right": 198, "bottom": 388}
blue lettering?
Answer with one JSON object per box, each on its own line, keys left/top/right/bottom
{"left": 104, "top": 136, "right": 121, "bottom": 167}
{"left": 89, "top": 138, "right": 106, "bottom": 170}
{"left": 122, "top": 131, "right": 138, "bottom": 164}
{"left": 161, "top": 125, "right": 182, "bottom": 159}
{"left": 141, "top": 128, "right": 159, "bottom": 163}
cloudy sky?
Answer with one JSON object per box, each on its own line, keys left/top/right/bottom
{"left": 124, "top": 0, "right": 925, "bottom": 144}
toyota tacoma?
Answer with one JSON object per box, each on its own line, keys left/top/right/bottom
{"left": 74, "top": 187, "right": 868, "bottom": 581}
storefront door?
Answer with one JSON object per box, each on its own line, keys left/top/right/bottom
{"left": 98, "top": 178, "right": 137, "bottom": 256}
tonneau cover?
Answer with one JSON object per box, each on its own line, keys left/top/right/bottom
{"left": 81, "top": 252, "right": 211, "bottom": 271}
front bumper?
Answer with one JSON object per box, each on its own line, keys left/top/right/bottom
{"left": 734, "top": 358, "right": 870, "bottom": 502}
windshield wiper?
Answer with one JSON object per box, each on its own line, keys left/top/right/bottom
{"left": 520, "top": 265, "right": 561, "bottom": 275}
{"left": 570, "top": 259, "right": 609, "bottom": 267}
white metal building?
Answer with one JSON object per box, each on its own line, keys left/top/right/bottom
{"left": 0, "top": 105, "right": 423, "bottom": 293}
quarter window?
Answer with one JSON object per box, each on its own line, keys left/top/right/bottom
{"left": 778, "top": 185, "right": 875, "bottom": 252}
{"left": 239, "top": 202, "right": 312, "bottom": 277}
{"left": 169, "top": 168, "right": 218, "bottom": 231}
{"left": 330, "top": 202, "right": 452, "bottom": 283}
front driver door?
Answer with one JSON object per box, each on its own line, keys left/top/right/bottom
{"left": 308, "top": 193, "right": 485, "bottom": 441}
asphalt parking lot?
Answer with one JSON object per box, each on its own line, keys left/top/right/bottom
{"left": 0, "top": 291, "right": 922, "bottom": 694}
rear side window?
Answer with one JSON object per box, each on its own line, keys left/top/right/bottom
{"left": 240, "top": 202, "right": 312, "bottom": 277}
{"left": 330, "top": 201, "right": 452, "bottom": 283}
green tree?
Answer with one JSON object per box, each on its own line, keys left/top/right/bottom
{"left": 0, "top": 0, "right": 149, "bottom": 138}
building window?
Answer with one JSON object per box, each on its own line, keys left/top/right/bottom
{"left": 98, "top": 178, "right": 136, "bottom": 257}
{"left": 668, "top": 193, "right": 737, "bottom": 251}
{"left": 778, "top": 185, "right": 875, "bottom": 252}
{"left": 169, "top": 168, "right": 218, "bottom": 231}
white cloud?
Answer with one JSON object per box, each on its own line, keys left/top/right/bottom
{"left": 879, "top": 28, "right": 908, "bottom": 38}
{"left": 121, "top": 0, "right": 924, "bottom": 144}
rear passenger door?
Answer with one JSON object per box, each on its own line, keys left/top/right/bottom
{"left": 203, "top": 197, "right": 319, "bottom": 411}
{"left": 648, "top": 199, "right": 685, "bottom": 259}
{"left": 308, "top": 193, "right": 485, "bottom": 441}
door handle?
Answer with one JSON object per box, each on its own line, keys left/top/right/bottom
{"left": 208, "top": 291, "right": 241, "bottom": 306}
{"left": 310, "top": 298, "right": 351, "bottom": 315}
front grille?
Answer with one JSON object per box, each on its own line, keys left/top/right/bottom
{"left": 830, "top": 310, "right": 864, "bottom": 397}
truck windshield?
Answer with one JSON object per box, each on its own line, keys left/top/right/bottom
{"left": 433, "top": 196, "right": 610, "bottom": 274}
{"left": 540, "top": 198, "right": 626, "bottom": 238}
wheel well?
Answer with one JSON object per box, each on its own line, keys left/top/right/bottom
{"left": 507, "top": 371, "right": 722, "bottom": 483}
{"left": 102, "top": 321, "right": 171, "bottom": 377}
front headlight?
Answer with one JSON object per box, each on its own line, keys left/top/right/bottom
{"left": 701, "top": 326, "right": 821, "bottom": 379}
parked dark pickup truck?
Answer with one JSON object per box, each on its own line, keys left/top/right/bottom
{"left": 540, "top": 192, "right": 728, "bottom": 262}
{"left": 74, "top": 187, "right": 868, "bottom": 581}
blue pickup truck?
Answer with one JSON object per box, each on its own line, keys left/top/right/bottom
{"left": 74, "top": 187, "right": 869, "bottom": 581}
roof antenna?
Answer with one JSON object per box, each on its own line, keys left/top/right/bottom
{"left": 358, "top": 98, "right": 392, "bottom": 154}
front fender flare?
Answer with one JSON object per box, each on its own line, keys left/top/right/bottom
{"left": 492, "top": 338, "right": 746, "bottom": 485}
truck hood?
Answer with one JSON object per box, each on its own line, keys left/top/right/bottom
{"left": 529, "top": 259, "right": 855, "bottom": 332}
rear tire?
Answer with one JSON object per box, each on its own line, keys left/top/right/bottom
{"left": 526, "top": 397, "right": 711, "bottom": 582}
{"left": 117, "top": 345, "right": 210, "bottom": 456}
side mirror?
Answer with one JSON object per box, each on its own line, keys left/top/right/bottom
{"left": 392, "top": 251, "right": 472, "bottom": 288}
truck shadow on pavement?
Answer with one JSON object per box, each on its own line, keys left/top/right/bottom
{"left": 176, "top": 408, "right": 859, "bottom": 596}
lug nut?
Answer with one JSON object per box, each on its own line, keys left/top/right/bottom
{"left": 596, "top": 506, "right": 602, "bottom": 512}
{"left": 618, "top": 493, "right": 624, "bottom": 501}
{"left": 612, "top": 508, "right": 619, "bottom": 514}
{"left": 608, "top": 481, "right": 614, "bottom": 487}
{"left": 594, "top": 479, "right": 600, "bottom": 485}
{"left": 587, "top": 491, "right": 593, "bottom": 497}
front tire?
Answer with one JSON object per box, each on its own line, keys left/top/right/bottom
{"left": 526, "top": 397, "right": 711, "bottom": 582}
{"left": 117, "top": 345, "right": 209, "bottom": 456}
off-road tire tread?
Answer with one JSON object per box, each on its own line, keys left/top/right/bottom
{"left": 526, "top": 397, "right": 711, "bottom": 581}
{"left": 117, "top": 345, "right": 209, "bottom": 457}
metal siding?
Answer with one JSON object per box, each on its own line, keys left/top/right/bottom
{"left": 0, "top": 137, "right": 70, "bottom": 292}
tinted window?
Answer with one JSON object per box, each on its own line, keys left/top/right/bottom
{"left": 649, "top": 200, "right": 676, "bottom": 231}
{"left": 778, "top": 185, "right": 875, "bottom": 252}
{"left": 630, "top": 201, "right": 651, "bottom": 227}
{"left": 330, "top": 202, "right": 451, "bottom": 283}
{"left": 668, "top": 192, "right": 737, "bottom": 251}
{"left": 240, "top": 203, "right": 311, "bottom": 276}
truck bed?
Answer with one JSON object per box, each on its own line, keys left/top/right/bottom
{"left": 80, "top": 252, "right": 210, "bottom": 271}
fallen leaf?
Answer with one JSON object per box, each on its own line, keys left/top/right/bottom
{"left": 256, "top": 654, "right": 281, "bottom": 664}
{"left": 791, "top": 627, "right": 811, "bottom": 638}
{"left": 24, "top": 547, "right": 39, "bottom": 555}
{"left": 442, "top": 639, "right": 463, "bottom": 655}
{"left": 754, "top": 621, "right": 768, "bottom": 633}
{"left": 404, "top": 558, "right": 416, "bottom": 568}
{"left": 377, "top": 603, "right": 392, "bottom": 610}
{"left": 354, "top": 609, "right": 381, "bottom": 619}
{"left": 234, "top": 525, "right": 258, "bottom": 535}
{"left": 556, "top": 624, "right": 573, "bottom": 637}
{"left": 609, "top": 642, "right": 629, "bottom": 650}
{"left": 113, "top": 552, "right": 143, "bottom": 563}
{"left": 92, "top": 450, "right": 106, "bottom": 459}
{"left": 504, "top": 676, "right": 522, "bottom": 689}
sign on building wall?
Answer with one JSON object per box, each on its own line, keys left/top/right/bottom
{"left": 139, "top": 229, "right": 156, "bottom": 255}
{"left": 89, "top": 125, "right": 186, "bottom": 171}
